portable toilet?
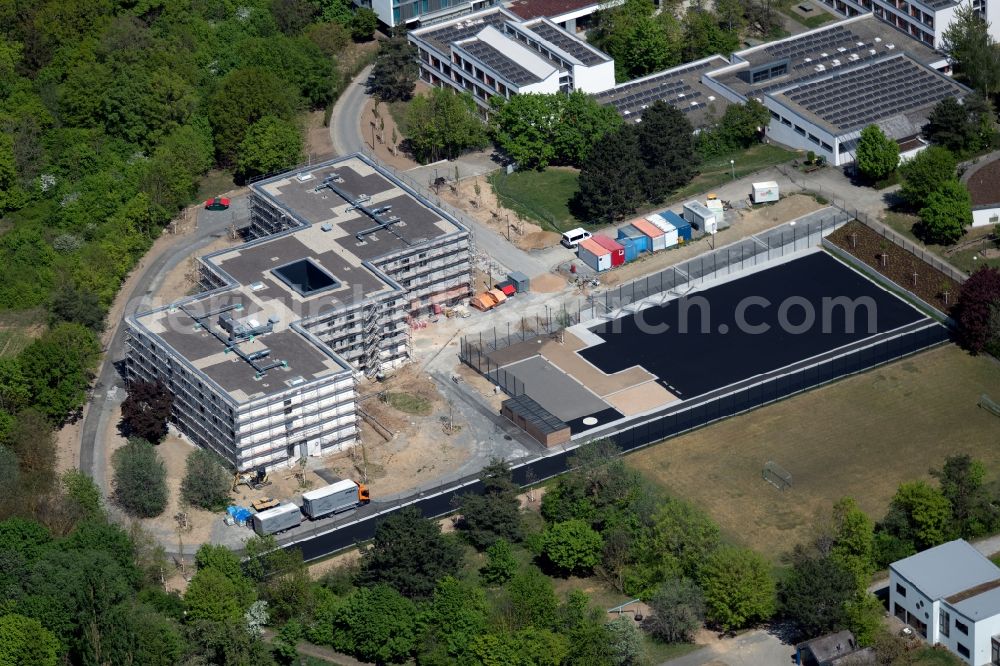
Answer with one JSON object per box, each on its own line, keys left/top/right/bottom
{"left": 644, "top": 214, "right": 680, "bottom": 248}
{"left": 593, "top": 235, "right": 625, "bottom": 267}
{"left": 631, "top": 218, "right": 668, "bottom": 251}
{"left": 682, "top": 200, "right": 716, "bottom": 232}
{"left": 661, "top": 211, "right": 692, "bottom": 242}
{"left": 617, "top": 224, "right": 649, "bottom": 253}
{"left": 619, "top": 236, "right": 639, "bottom": 262}
{"left": 578, "top": 237, "right": 612, "bottom": 271}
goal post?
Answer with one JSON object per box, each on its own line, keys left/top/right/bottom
{"left": 763, "top": 461, "right": 792, "bottom": 491}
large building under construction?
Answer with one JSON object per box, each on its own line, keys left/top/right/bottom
{"left": 125, "top": 154, "right": 472, "bottom": 471}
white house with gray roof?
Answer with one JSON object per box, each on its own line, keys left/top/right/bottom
{"left": 890, "top": 539, "right": 1000, "bottom": 665}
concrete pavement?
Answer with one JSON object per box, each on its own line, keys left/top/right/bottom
{"left": 662, "top": 629, "right": 796, "bottom": 666}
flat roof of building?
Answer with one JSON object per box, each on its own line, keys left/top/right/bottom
{"left": 414, "top": 7, "right": 517, "bottom": 55}
{"left": 521, "top": 17, "right": 608, "bottom": 66}
{"left": 892, "top": 540, "right": 1000, "bottom": 602}
{"left": 770, "top": 53, "right": 967, "bottom": 135}
{"left": 132, "top": 154, "right": 467, "bottom": 404}
{"left": 506, "top": 0, "right": 597, "bottom": 21}
{"left": 593, "top": 55, "right": 731, "bottom": 128}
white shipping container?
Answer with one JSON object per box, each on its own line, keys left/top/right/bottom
{"left": 752, "top": 181, "right": 780, "bottom": 203}
{"left": 682, "top": 201, "right": 715, "bottom": 231}
{"left": 644, "top": 214, "right": 679, "bottom": 247}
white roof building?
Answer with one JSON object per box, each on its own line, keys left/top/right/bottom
{"left": 890, "top": 539, "right": 1000, "bottom": 665}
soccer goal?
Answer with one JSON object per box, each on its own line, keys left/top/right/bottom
{"left": 979, "top": 394, "right": 1000, "bottom": 418}
{"left": 762, "top": 461, "right": 793, "bottom": 491}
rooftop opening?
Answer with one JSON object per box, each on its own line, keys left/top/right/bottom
{"left": 272, "top": 259, "right": 340, "bottom": 296}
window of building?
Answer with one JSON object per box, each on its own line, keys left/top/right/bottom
{"left": 781, "top": 117, "right": 792, "bottom": 126}
{"left": 957, "top": 643, "right": 970, "bottom": 658}
{"left": 821, "top": 141, "right": 832, "bottom": 151}
{"left": 992, "top": 636, "right": 1000, "bottom": 664}
{"left": 794, "top": 125, "right": 806, "bottom": 136}
{"left": 939, "top": 609, "right": 950, "bottom": 637}
{"left": 896, "top": 583, "right": 907, "bottom": 597}
{"left": 808, "top": 133, "right": 820, "bottom": 144}
{"left": 956, "top": 619, "right": 968, "bottom": 635}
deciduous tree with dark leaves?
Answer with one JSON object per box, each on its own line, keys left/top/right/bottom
{"left": 953, "top": 266, "right": 1000, "bottom": 354}
{"left": 367, "top": 31, "right": 418, "bottom": 102}
{"left": 120, "top": 379, "right": 173, "bottom": 444}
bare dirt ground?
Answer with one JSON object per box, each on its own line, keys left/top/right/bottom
{"left": 156, "top": 235, "right": 239, "bottom": 303}
{"left": 439, "top": 177, "right": 562, "bottom": 252}
{"left": 360, "top": 95, "right": 423, "bottom": 172}
{"left": 530, "top": 273, "right": 568, "bottom": 293}
{"left": 599, "top": 194, "right": 824, "bottom": 287}
{"left": 319, "top": 364, "right": 473, "bottom": 498}
{"left": 627, "top": 345, "right": 1000, "bottom": 562}
{"left": 304, "top": 109, "right": 334, "bottom": 159}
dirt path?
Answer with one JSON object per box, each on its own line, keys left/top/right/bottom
{"left": 359, "top": 97, "right": 421, "bottom": 172}
{"left": 304, "top": 109, "right": 335, "bottom": 160}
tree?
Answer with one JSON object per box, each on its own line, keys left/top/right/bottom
{"left": 918, "top": 179, "right": 970, "bottom": 245}
{"left": 272, "top": 0, "right": 318, "bottom": 35}
{"left": 829, "top": 497, "right": 876, "bottom": 590}
{"left": 931, "top": 454, "right": 998, "bottom": 537}
{"left": 19, "top": 323, "right": 100, "bottom": 423}
{"left": 778, "top": 551, "right": 856, "bottom": 639}
{"left": 879, "top": 480, "right": 954, "bottom": 552}
{"left": 698, "top": 100, "right": 771, "bottom": 158}
{"left": 405, "top": 89, "right": 487, "bottom": 163}
{"left": 698, "top": 546, "right": 776, "bottom": 631}
{"left": 899, "top": 146, "right": 956, "bottom": 209}
{"left": 590, "top": 0, "right": 680, "bottom": 81}
{"left": 4, "top": 409, "right": 57, "bottom": 501}
{"left": 236, "top": 116, "right": 303, "bottom": 180}
{"left": 606, "top": 615, "right": 644, "bottom": 666}
{"left": 455, "top": 458, "right": 522, "bottom": 549}
{"left": 481, "top": 537, "right": 518, "bottom": 585}
{"left": 349, "top": 8, "right": 378, "bottom": 41}
{"left": 367, "top": 32, "right": 418, "bottom": 102}
{"left": 61, "top": 469, "right": 103, "bottom": 519}
{"left": 358, "top": 505, "right": 463, "bottom": 598}
{"left": 195, "top": 543, "right": 246, "bottom": 583}
{"left": 111, "top": 437, "right": 168, "bottom": 518}
{"left": 305, "top": 21, "right": 351, "bottom": 56}
{"left": 420, "top": 577, "right": 488, "bottom": 663}
{"left": 855, "top": 125, "right": 899, "bottom": 182}
{"left": 120, "top": 380, "right": 173, "bottom": 444}
{"left": 942, "top": 4, "right": 1000, "bottom": 96}
{"left": 637, "top": 101, "right": 697, "bottom": 203}
{"left": 0, "top": 612, "right": 60, "bottom": 666}
{"left": 329, "top": 584, "right": 420, "bottom": 662}
{"left": 181, "top": 449, "right": 232, "bottom": 510}
{"left": 185, "top": 567, "right": 257, "bottom": 623}
{"left": 953, "top": 266, "right": 1000, "bottom": 353}
{"left": 209, "top": 68, "right": 296, "bottom": 165}
{"left": 923, "top": 95, "right": 995, "bottom": 155}
{"left": 541, "top": 519, "right": 604, "bottom": 576}
{"left": 682, "top": 8, "right": 739, "bottom": 62}
{"left": 571, "top": 126, "right": 645, "bottom": 223}
{"left": 470, "top": 628, "right": 570, "bottom": 665}
{"left": 644, "top": 577, "right": 705, "bottom": 643}
{"left": 48, "top": 284, "right": 105, "bottom": 332}
{"left": 504, "top": 566, "right": 559, "bottom": 630}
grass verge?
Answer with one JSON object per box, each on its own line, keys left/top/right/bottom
{"left": 627, "top": 345, "right": 1000, "bottom": 562}
{"left": 671, "top": 144, "right": 800, "bottom": 203}
{"left": 883, "top": 210, "right": 1000, "bottom": 274}
{"left": 488, "top": 167, "right": 582, "bottom": 232}
{"left": 385, "top": 391, "right": 433, "bottom": 416}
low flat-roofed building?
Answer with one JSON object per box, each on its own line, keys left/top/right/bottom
{"left": 409, "top": 7, "right": 614, "bottom": 112}
{"left": 704, "top": 14, "right": 966, "bottom": 166}
{"left": 506, "top": 0, "right": 604, "bottom": 33}
{"left": 593, "top": 55, "right": 732, "bottom": 128}
{"left": 126, "top": 154, "right": 471, "bottom": 472}
{"left": 890, "top": 539, "right": 1000, "bottom": 665}
{"left": 962, "top": 156, "right": 1000, "bottom": 227}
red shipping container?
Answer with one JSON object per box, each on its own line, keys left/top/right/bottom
{"left": 592, "top": 235, "right": 625, "bottom": 267}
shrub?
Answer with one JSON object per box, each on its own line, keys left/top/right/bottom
{"left": 112, "top": 437, "right": 168, "bottom": 518}
{"left": 181, "top": 449, "right": 232, "bottom": 510}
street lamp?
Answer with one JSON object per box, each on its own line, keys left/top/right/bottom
{"left": 730, "top": 159, "right": 736, "bottom": 180}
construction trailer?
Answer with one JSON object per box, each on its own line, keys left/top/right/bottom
{"left": 618, "top": 236, "right": 640, "bottom": 262}
{"left": 577, "top": 237, "right": 612, "bottom": 272}
{"left": 251, "top": 502, "right": 302, "bottom": 535}
{"left": 642, "top": 215, "right": 679, "bottom": 248}
{"left": 682, "top": 200, "right": 716, "bottom": 232}
{"left": 660, "top": 211, "right": 693, "bottom": 242}
{"left": 630, "top": 218, "right": 668, "bottom": 251}
{"left": 301, "top": 479, "right": 370, "bottom": 519}
{"left": 592, "top": 235, "right": 625, "bottom": 266}
{"left": 752, "top": 181, "right": 780, "bottom": 204}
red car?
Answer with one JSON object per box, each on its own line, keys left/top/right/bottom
{"left": 204, "top": 196, "right": 231, "bottom": 211}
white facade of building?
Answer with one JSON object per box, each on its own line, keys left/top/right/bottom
{"left": 890, "top": 540, "right": 1000, "bottom": 665}
{"left": 409, "top": 7, "right": 614, "bottom": 113}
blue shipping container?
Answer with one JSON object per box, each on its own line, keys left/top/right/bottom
{"left": 617, "top": 225, "right": 650, "bottom": 253}
{"left": 660, "top": 211, "right": 692, "bottom": 241}
{"left": 619, "top": 236, "right": 639, "bottom": 262}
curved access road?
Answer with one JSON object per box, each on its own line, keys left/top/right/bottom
{"left": 78, "top": 202, "right": 245, "bottom": 492}
{"left": 330, "top": 65, "right": 372, "bottom": 157}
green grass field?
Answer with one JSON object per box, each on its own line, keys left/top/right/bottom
{"left": 386, "top": 391, "right": 433, "bottom": 416}
{"left": 670, "top": 144, "right": 800, "bottom": 203}
{"left": 627, "top": 345, "right": 1000, "bottom": 562}
{"left": 883, "top": 210, "right": 1000, "bottom": 274}
{"left": 0, "top": 308, "right": 47, "bottom": 358}
{"left": 488, "top": 167, "right": 582, "bottom": 232}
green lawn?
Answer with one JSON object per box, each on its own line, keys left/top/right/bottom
{"left": 783, "top": 7, "right": 836, "bottom": 28}
{"left": 670, "top": 144, "right": 800, "bottom": 203}
{"left": 883, "top": 210, "right": 1000, "bottom": 274}
{"left": 0, "top": 307, "right": 47, "bottom": 358}
{"left": 387, "top": 99, "right": 411, "bottom": 138}
{"left": 196, "top": 169, "right": 236, "bottom": 201}
{"left": 489, "top": 167, "right": 582, "bottom": 232}
{"left": 386, "top": 391, "right": 433, "bottom": 416}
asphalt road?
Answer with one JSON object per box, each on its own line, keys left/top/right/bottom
{"left": 329, "top": 64, "right": 371, "bottom": 156}
{"left": 79, "top": 205, "right": 243, "bottom": 489}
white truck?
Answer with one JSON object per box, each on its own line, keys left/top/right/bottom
{"left": 251, "top": 502, "right": 302, "bottom": 536}
{"left": 301, "top": 480, "right": 371, "bottom": 520}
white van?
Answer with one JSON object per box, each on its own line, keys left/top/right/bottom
{"left": 561, "top": 228, "right": 592, "bottom": 248}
